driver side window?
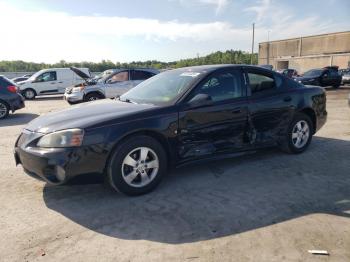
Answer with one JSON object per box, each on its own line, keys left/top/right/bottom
{"left": 36, "top": 71, "right": 57, "bottom": 82}
{"left": 188, "top": 70, "right": 243, "bottom": 103}
{"left": 108, "top": 71, "right": 129, "bottom": 84}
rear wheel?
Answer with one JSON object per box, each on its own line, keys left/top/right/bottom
{"left": 23, "top": 88, "right": 36, "bottom": 100}
{"left": 0, "top": 100, "right": 9, "bottom": 119}
{"left": 107, "top": 135, "right": 167, "bottom": 196}
{"left": 280, "top": 113, "right": 313, "bottom": 154}
{"left": 84, "top": 92, "right": 104, "bottom": 102}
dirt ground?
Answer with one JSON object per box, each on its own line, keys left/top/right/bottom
{"left": 0, "top": 87, "right": 349, "bottom": 262}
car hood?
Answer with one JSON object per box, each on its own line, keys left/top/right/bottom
{"left": 70, "top": 67, "right": 91, "bottom": 80}
{"left": 25, "top": 99, "right": 155, "bottom": 133}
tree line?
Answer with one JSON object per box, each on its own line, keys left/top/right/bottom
{"left": 0, "top": 50, "right": 258, "bottom": 72}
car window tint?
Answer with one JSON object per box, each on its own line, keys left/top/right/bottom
{"left": 131, "top": 70, "right": 154, "bottom": 81}
{"left": 329, "top": 70, "right": 339, "bottom": 77}
{"left": 36, "top": 72, "right": 57, "bottom": 82}
{"left": 274, "top": 74, "right": 283, "bottom": 88}
{"left": 247, "top": 72, "right": 275, "bottom": 94}
{"left": 109, "top": 71, "right": 129, "bottom": 84}
{"left": 189, "top": 71, "right": 242, "bottom": 102}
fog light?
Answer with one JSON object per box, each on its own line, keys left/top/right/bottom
{"left": 55, "top": 166, "right": 66, "bottom": 182}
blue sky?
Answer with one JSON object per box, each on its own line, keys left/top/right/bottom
{"left": 0, "top": 0, "right": 349, "bottom": 63}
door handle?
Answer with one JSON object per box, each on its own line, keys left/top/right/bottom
{"left": 58, "top": 81, "right": 63, "bottom": 84}
{"left": 50, "top": 82, "right": 56, "bottom": 84}
{"left": 283, "top": 96, "right": 292, "bottom": 102}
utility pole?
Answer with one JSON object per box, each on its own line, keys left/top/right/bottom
{"left": 267, "top": 30, "right": 270, "bottom": 65}
{"left": 251, "top": 23, "right": 255, "bottom": 65}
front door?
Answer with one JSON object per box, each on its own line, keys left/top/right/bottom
{"left": 244, "top": 68, "right": 295, "bottom": 146}
{"left": 104, "top": 70, "right": 132, "bottom": 98}
{"left": 33, "top": 71, "right": 59, "bottom": 95}
{"left": 177, "top": 68, "right": 249, "bottom": 162}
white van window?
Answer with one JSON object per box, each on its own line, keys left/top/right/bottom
{"left": 35, "top": 71, "right": 57, "bottom": 82}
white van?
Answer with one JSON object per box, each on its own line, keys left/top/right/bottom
{"left": 17, "top": 68, "right": 91, "bottom": 99}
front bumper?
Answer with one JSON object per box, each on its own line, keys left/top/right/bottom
{"left": 342, "top": 78, "right": 350, "bottom": 84}
{"left": 14, "top": 132, "right": 107, "bottom": 184}
{"left": 64, "top": 91, "right": 84, "bottom": 103}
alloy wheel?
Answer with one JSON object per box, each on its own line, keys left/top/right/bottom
{"left": 291, "top": 120, "right": 310, "bottom": 149}
{"left": 121, "top": 147, "right": 159, "bottom": 188}
{"left": 88, "top": 96, "right": 99, "bottom": 101}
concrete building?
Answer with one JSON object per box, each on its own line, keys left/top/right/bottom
{"left": 258, "top": 31, "right": 350, "bottom": 73}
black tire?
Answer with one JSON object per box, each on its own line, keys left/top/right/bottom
{"left": 280, "top": 113, "right": 313, "bottom": 154}
{"left": 0, "top": 100, "right": 10, "bottom": 119}
{"left": 84, "top": 92, "right": 104, "bottom": 102}
{"left": 22, "top": 88, "right": 36, "bottom": 100}
{"left": 107, "top": 135, "right": 167, "bottom": 196}
{"left": 67, "top": 100, "right": 80, "bottom": 105}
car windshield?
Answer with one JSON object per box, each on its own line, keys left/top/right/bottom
{"left": 28, "top": 71, "right": 43, "bottom": 81}
{"left": 119, "top": 69, "right": 203, "bottom": 106}
{"left": 303, "top": 69, "right": 323, "bottom": 77}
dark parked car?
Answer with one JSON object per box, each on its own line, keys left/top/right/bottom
{"left": 14, "top": 65, "right": 327, "bottom": 195}
{"left": 0, "top": 76, "right": 25, "bottom": 119}
{"left": 295, "top": 67, "right": 342, "bottom": 88}
{"left": 277, "top": 69, "right": 299, "bottom": 78}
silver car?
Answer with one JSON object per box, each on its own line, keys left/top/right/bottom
{"left": 64, "top": 68, "right": 159, "bottom": 104}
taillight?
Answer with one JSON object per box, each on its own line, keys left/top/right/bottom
{"left": 7, "top": 85, "right": 18, "bottom": 93}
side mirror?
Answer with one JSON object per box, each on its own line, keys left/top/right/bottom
{"left": 187, "top": 93, "right": 213, "bottom": 108}
{"left": 323, "top": 74, "right": 328, "bottom": 79}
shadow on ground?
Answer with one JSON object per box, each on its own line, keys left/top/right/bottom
{"left": 35, "top": 95, "right": 64, "bottom": 101}
{"left": 0, "top": 113, "right": 38, "bottom": 127}
{"left": 43, "top": 137, "right": 350, "bottom": 244}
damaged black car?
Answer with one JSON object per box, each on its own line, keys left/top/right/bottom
{"left": 14, "top": 65, "right": 327, "bottom": 195}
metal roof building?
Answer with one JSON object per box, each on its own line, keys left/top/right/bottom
{"left": 258, "top": 31, "right": 350, "bottom": 73}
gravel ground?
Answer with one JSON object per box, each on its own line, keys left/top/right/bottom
{"left": 0, "top": 88, "right": 349, "bottom": 262}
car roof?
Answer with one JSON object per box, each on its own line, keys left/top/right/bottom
{"left": 115, "top": 68, "right": 160, "bottom": 73}
{"left": 170, "top": 64, "right": 274, "bottom": 74}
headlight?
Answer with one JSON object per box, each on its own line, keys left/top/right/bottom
{"left": 37, "top": 129, "right": 84, "bottom": 148}
{"left": 72, "top": 85, "right": 85, "bottom": 92}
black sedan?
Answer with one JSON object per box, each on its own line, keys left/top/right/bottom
{"left": 294, "top": 67, "right": 342, "bottom": 88}
{"left": 14, "top": 65, "right": 327, "bottom": 195}
{"left": 0, "top": 75, "right": 25, "bottom": 119}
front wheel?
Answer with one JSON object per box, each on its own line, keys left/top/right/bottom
{"left": 107, "top": 135, "right": 167, "bottom": 196}
{"left": 84, "top": 92, "right": 104, "bottom": 102}
{"left": 280, "top": 113, "right": 313, "bottom": 154}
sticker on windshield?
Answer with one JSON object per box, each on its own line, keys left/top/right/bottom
{"left": 180, "top": 72, "right": 201, "bottom": 77}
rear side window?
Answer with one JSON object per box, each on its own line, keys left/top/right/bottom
{"left": 131, "top": 70, "right": 155, "bottom": 81}
{"left": 247, "top": 72, "right": 275, "bottom": 94}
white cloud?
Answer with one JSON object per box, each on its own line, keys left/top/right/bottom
{"left": 197, "top": 0, "right": 230, "bottom": 14}
{"left": 173, "top": 0, "right": 230, "bottom": 15}
{"left": 245, "top": 0, "right": 271, "bottom": 22}
{"left": 0, "top": 1, "right": 347, "bottom": 63}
